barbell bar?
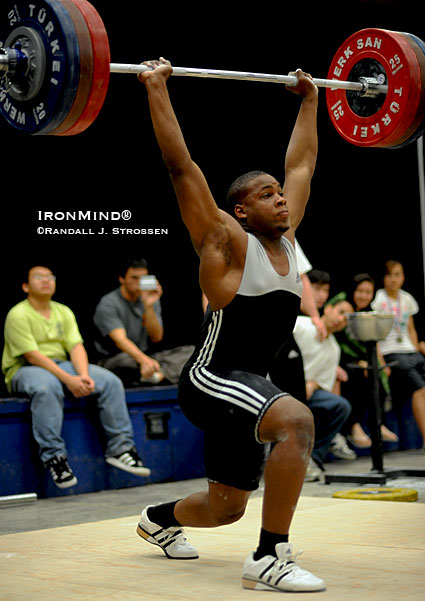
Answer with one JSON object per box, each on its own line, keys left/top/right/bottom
{"left": 109, "top": 63, "right": 388, "bottom": 96}
{"left": 0, "top": 44, "right": 388, "bottom": 94}
{"left": 0, "top": 0, "right": 424, "bottom": 147}
{"left": 0, "top": 52, "right": 386, "bottom": 93}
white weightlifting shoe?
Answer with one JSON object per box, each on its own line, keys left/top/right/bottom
{"left": 242, "top": 542, "right": 326, "bottom": 592}
{"left": 136, "top": 505, "right": 199, "bottom": 559}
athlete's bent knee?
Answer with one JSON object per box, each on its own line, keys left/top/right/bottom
{"left": 290, "top": 406, "right": 314, "bottom": 450}
{"left": 209, "top": 505, "right": 246, "bottom": 526}
{"left": 260, "top": 397, "right": 314, "bottom": 445}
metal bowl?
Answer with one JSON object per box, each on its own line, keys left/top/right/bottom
{"left": 347, "top": 312, "right": 395, "bottom": 342}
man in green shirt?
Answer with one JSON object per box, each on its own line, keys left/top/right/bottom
{"left": 2, "top": 265, "right": 151, "bottom": 489}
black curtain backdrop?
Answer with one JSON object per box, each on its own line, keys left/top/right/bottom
{"left": 1, "top": 0, "right": 423, "bottom": 360}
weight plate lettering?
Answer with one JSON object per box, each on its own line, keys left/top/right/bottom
{"left": 0, "top": 0, "right": 80, "bottom": 134}
{"left": 326, "top": 28, "right": 423, "bottom": 148}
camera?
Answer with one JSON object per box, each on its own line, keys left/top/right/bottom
{"left": 139, "top": 275, "right": 158, "bottom": 291}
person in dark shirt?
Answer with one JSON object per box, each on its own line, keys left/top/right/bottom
{"left": 94, "top": 258, "right": 193, "bottom": 386}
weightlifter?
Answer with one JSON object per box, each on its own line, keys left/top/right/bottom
{"left": 136, "top": 58, "right": 325, "bottom": 593}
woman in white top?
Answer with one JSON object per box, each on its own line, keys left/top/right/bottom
{"left": 372, "top": 260, "right": 425, "bottom": 446}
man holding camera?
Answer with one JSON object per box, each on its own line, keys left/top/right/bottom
{"left": 2, "top": 265, "right": 150, "bottom": 489}
{"left": 93, "top": 258, "right": 194, "bottom": 386}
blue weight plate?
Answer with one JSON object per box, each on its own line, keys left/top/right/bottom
{"left": 0, "top": 0, "right": 80, "bottom": 134}
{"left": 390, "top": 33, "right": 425, "bottom": 149}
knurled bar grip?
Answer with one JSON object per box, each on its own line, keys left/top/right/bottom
{"left": 109, "top": 63, "right": 389, "bottom": 94}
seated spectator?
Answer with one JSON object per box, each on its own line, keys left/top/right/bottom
{"left": 306, "top": 270, "right": 356, "bottom": 459}
{"left": 1, "top": 265, "right": 150, "bottom": 489}
{"left": 293, "top": 297, "right": 355, "bottom": 480}
{"left": 372, "top": 260, "right": 425, "bottom": 447}
{"left": 93, "top": 258, "right": 194, "bottom": 387}
{"left": 335, "top": 273, "right": 398, "bottom": 447}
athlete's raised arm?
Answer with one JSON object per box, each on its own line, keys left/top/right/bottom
{"left": 138, "top": 58, "right": 243, "bottom": 257}
{"left": 283, "top": 70, "right": 318, "bottom": 240}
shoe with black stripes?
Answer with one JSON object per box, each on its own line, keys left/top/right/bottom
{"left": 45, "top": 456, "right": 78, "bottom": 489}
{"left": 106, "top": 447, "right": 151, "bottom": 477}
{"left": 242, "top": 543, "right": 325, "bottom": 592}
{"left": 136, "top": 505, "right": 199, "bottom": 559}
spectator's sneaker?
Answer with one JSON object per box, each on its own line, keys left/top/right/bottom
{"left": 304, "top": 457, "right": 323, "bottom": 482}
{"left": 242, "top": 543, "right": 326, "bottom": 592}
{"left": 106, "top": 447, "right": 151, "bottom": 477}
{"left": 329, "top": 433, "right": 357, "bottom": 460}
{"left": 136, "top": 505, "right": 199, "bottom": 559}
{"left": 45, "top": 456, "right": 78, "bottom": 489}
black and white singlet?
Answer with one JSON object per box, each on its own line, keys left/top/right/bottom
{"left": 178, "top": 233, "right": 303, "bottom": 488}
{"left": 191, "top": 233, "right": 302, "bottom": 375}
{"left": 179, "top": 232, "right": 302, "bottom": 437}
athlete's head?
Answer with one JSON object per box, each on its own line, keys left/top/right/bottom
{"left": 226, "top": 171, "right": 269, "bottom": 213}
{"left": 226, "top": 171, "right": 290, "bottom": 236}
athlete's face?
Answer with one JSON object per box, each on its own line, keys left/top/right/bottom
{"left": 234, "top": 174, "right": 290, "bottom": 236}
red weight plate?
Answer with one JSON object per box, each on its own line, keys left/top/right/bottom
{"left": 326, "top": 28, "right": 422, "bottom": 148}
{"left": 385, "top": 33, "right": 425, "bottom": 147}
{"left": 56, "top": 0, "right": 110, "bottom": 136}
{"left": 48, "top": 0, "right": 94, "bottom": 135}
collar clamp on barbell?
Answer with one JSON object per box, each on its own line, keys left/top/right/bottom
{"left": 0, "top": 45, "right": 28, "bottom": 85}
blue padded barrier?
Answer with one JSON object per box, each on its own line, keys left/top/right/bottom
{"left": 0, "top": 386, "right": 204, "bottom": 498}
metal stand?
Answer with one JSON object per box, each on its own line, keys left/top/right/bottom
{"left": 325, "top": 340, "right": 425, "bottom": 485}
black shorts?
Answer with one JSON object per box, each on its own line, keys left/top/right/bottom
{"left": 178, "top": 363, "right": 288, "bottom": 491}
{"left": 385, "top": 352, "right": 425, "bottom": 399}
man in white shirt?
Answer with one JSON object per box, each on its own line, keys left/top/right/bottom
{"left": 294, "top": 298, "right": 354, "bottom": 476}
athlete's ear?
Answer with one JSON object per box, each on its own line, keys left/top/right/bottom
{"left": 234, "top": 203, "right": 247, "bottom": 220}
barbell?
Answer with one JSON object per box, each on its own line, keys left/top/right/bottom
{"left": 0, "top": 0, "right": 424, "bottom": 148}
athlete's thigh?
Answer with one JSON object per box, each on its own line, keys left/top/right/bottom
{"left": 179, "top": 365, "right": 285, "bottom": 439}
